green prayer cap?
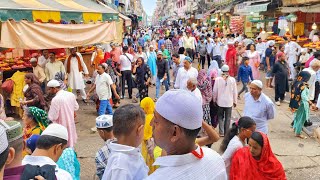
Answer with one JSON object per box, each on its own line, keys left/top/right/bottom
{"left": 0, "top": 120, "right": 23, "bottom": 142}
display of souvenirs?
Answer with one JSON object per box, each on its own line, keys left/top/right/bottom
{"left": 230, "top": 16, "right": 245, "bottom": 34}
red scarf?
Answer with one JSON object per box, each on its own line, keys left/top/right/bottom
{"left": 230, "top": 132, "right": 286, "bottom": 180}
{"left": 67, "top": 54, "right": 83, "bottom": 73}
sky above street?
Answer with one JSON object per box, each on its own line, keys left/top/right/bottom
{"left": 141, "top": 0, "right": 156, "bottom": 16}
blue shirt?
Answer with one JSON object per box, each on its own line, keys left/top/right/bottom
{"left": 265, "top": 48, "right": 275, "bottom": 67}
{"left": 138, "top": 37, "right": 145, "bottom": 47}
{"left": 158, "top": 39, "right": 165, "bottom": 49}
{"left": 243, "top": 92, "right": 275, "bottom": 134}
{"left": 144, "top": 34, "right": 150, "bottom": 42}
{"left": 237, "top": 65, "right": 253, "bottom": 83}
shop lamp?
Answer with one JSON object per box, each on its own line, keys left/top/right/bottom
{"left": 285, "top": 27, "right": 290, "bottom": 32}
{"left": 262, "top": 30, "right": 266, "bottom": 34}
{"left": 312, "top": 23, "right": 317, "bottom": 30}
{"left": 250, "top": 12, "right": 254, "bottom": 15}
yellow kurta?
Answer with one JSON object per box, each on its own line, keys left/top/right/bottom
{"left": 140, "top": 97, "right": 157, "bottom": 174}
{"left": 9, "top": 71, "right": 26, "bottom": 107}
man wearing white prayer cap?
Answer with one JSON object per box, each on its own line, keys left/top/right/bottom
{"left": 243, "top": 80, "right": 275, "bottom": 134}
{"left": 47, "top": 78, "right": 79, "bottom": 148}
{"left": 0, "top": 126, "right": 9, "bottom": 179}
{"left": 146, "top": 89, "right": 227, "bottom": 180}
{"left": 22, "top": 123, "right": 73, "bottom": 180}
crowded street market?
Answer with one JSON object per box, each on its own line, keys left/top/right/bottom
{"left": 1, "top": 0, "right": 320, "bottom": 179}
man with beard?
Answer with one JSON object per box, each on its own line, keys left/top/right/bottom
{"left": 64, "top": 48, "right": 89, "bottom": 102}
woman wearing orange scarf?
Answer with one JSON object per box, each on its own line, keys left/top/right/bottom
{"left": 230, "top": 131, "right": 286, "bottom": 179}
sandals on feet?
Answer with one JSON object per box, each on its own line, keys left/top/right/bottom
{"left": 296, "top": 134, "right": 307, "bottom": 139}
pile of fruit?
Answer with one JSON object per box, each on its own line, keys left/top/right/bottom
{"left": 56, "top": 53, "right": 67, "bottom": 61}
{"left": 303, "top": 42, "right": 320, "bottom": 49}
{"left": 0, "top": 57, "right": 32, "bottom": 71}
{"left": 79, "top": 46, "right": 95, "bottom": 53}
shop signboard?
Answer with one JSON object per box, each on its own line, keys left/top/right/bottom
{"left": 282, "top": 0, "right": 320, "bottom": 6}
{"left": 213, "top": 0, "right": 233, "bottom": 6}
{"left": 235, "top": 2, "right": 269, "bottom": 13}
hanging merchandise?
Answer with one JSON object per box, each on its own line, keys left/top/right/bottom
{"left": 268, "top": 21, "right": 274, "bottom": 27}
{"left": 230, "top": 16, "right": 245, "bottom": 34}
{"left": 278, "top": 16, "right": 288, "bottom": 37}
{"left": 294, "top": 22, "right": 304, "bottom": 36}
{"left": 278, "top": 16, "right": 288, "bottom": 30}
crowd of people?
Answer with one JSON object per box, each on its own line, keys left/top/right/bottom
{"left": 1, "top": 24, "right": 320, "bottom": 179}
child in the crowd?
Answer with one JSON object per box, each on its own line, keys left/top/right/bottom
{"left": 102, "top": 104, "right": 148, "bottom": 180}
{"left": 237, "top": 57, "right": 253, "bottom": 99}
{"left": 57, "top": 148, "right": 81, "bottom": 180}
{"left": 26, "top": 134, "right": 40, "bottom": 155}
{"left": 94, "top": 115, "right": 115, "bottom": 179}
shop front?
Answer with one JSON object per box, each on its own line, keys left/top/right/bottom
{"left": 0, "top": 0, "right": 121, "bottom": 116}
{"left": 279, "top": 0, "right": 320, "bottom": 49}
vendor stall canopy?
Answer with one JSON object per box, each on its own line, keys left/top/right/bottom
{"left": 0, "top": 0, "right": 119, "bottom": 23}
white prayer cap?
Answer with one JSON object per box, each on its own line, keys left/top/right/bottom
{"left": 0, "top": 126, "right": 8, "bottom": 154}
{"left": 157, "top": 51, "right": 163, "bottom": 55}
{"left": 251, "top": 80, "right": 263, "bottom": 89}
{"left": 301, "top": 48, "right": 308, "bottom": 53}
{"left": 47, "top": 80, "right": 60, "bottom": 88}
{"left": 267, "top": 40, "right": 275, "bottom": 47}
{"left": 155, "top": 89, "right": 203, "bottom": 130}
{"left": 227, "top": 41, "right": 234, "bottom": 45}
{"left": 221, "top": 64, "right": 230, "bottom": 72}
{"left": 96, "top": 115, "right": 113, "bottom": 128}
{"left": 41, "top": 123, "right": 68, "bottom": 141}
{"left": 149, "top": 45, "right": 154, "bottom": 48}
{"left": 101, "top": 63, "right": 108, "bottom": 69}
{"left": 30, "top": 58, "right": 37, "bottom": 63}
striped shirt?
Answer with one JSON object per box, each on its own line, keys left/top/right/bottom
{"left": 95, "top": 139, "right": 115, "bottom": 179}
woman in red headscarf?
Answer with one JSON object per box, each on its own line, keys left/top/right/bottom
{"left": 225, "top": 42, "right": 237, "bottom": 77}
{"left": 229, "top": 131, "right": 286, "bottom": 180}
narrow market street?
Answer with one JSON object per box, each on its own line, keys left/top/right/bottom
{"left": 1, "top": 0, "right": 320, "bottom": 180}
{"left": 74, "top": 69, "right": 320, "bottom": 179}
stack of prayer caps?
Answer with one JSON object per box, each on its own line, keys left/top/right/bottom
{"left": 96, "top": 115, "right": 113, "bottom": 129}
{"left": 0, "top": 120, "right": 23, "bottom": 142}
{"left": 0, "top": 126, "right": 8, "bottom": 154}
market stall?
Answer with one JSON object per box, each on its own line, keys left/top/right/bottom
{"left": 0, "top": 0, "right": 121, "bottom": 116}
{"left": 0, "top": 0, "right": 121, "bottom": 76}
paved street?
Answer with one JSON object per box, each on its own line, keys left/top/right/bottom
{"left": 74, "top": 70, "right": 320, "bottom": 179}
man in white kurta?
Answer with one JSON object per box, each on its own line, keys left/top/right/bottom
{"left": 285, "top": 37, "right": 301, "bottom": 79}
{"left": 65, "top": 48, "right": 89, "bottom": 100}
{"left": 146, "top": 90, "right": 227, "bottom": 180}
{"left": 174, "top": 56, "right": 198, "bottom": 90}
{"left": 303, "top": 60, "right": 320, "bottom": 101}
